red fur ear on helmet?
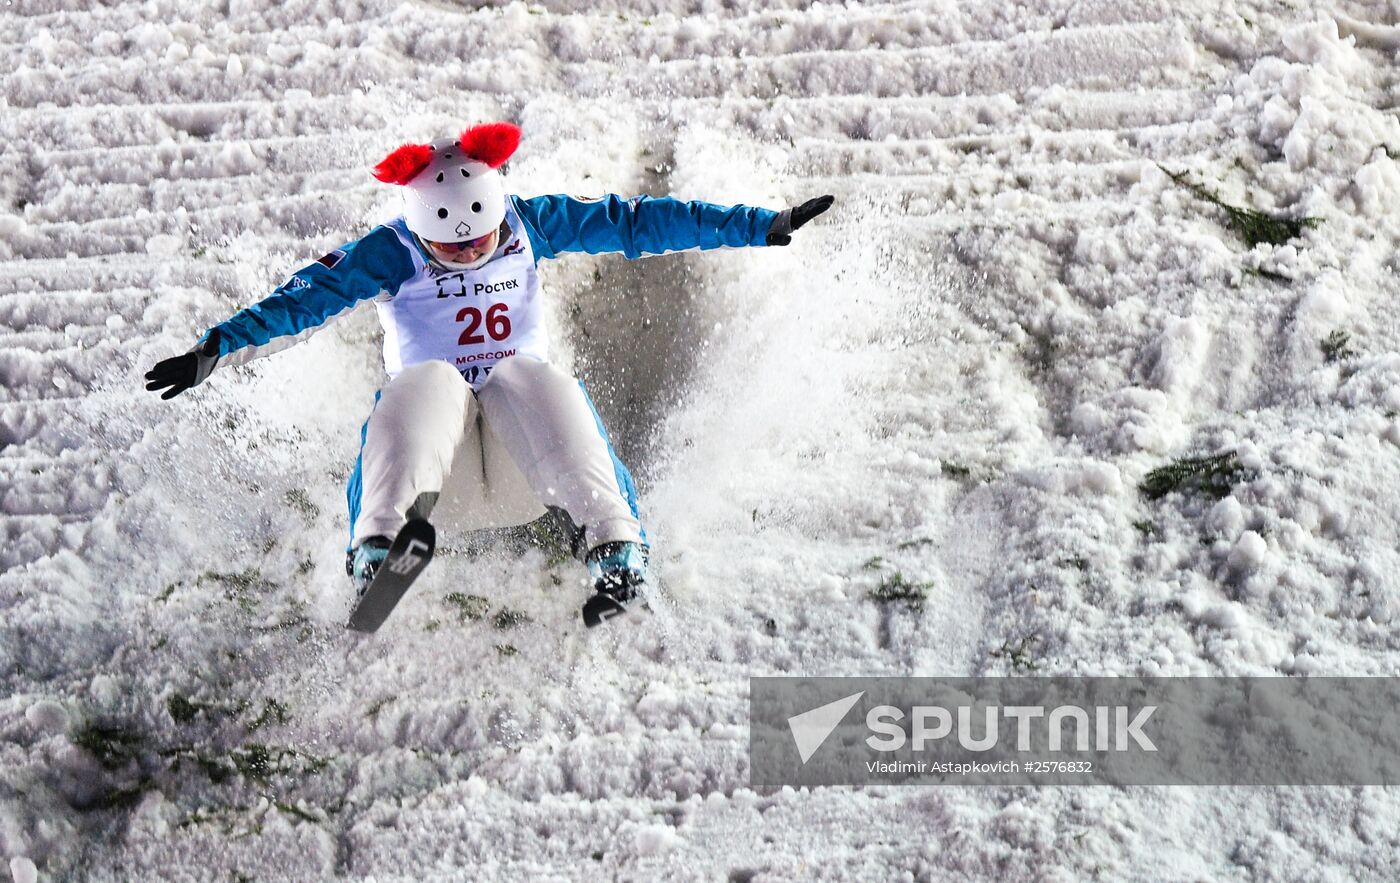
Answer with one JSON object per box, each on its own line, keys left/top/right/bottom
{"left": 458, "top": 122, "right": 521, "bottom": 169}
{"left": 372, "top": 143, "right": 434, "bottom": 185}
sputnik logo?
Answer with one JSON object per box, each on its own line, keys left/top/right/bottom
{"left": 787, "top": 691, "right": 864, "bottom": 764}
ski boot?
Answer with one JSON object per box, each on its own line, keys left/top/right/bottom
{"left": 582, "top": 541, "right": 648, "bottom": 627}
{"left": 346, "top": 536, "right": 392, "bottom": 601}
{"left": 345, "top": 519, "right": 436, "bottom": 632}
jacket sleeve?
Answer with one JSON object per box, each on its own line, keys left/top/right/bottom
{"left": 203, "top": 225, "right": 417, "bottom": 367}
{"left": 511, "top": 194, "right": 779, "bottom": 261}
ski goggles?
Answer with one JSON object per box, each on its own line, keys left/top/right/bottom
{"left": 423, "top": 231, "right": 497, "bottom": 255}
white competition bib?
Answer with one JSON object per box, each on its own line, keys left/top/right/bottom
{"left": 378, "top": 203, "right": 547, "bottom": 387}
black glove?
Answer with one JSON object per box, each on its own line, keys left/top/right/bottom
{"left": 766, "top": 194, "right": 835, "bottom": 246}
{"left": 144, "top": 330, "right": 221, "bottom": 400}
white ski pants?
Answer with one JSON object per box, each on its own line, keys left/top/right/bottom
{"left": 348, "top": 356, "right": 644, "bottom": 554}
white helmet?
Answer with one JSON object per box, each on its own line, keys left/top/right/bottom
{"left": 372, "top": 122, "right": 521, "bottom": 242}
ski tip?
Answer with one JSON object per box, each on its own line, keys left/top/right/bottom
{"left": 345, "top": 518, "right": 438, "bottom": 634}
{"left": 582, "top": 594, "right": 631, "bottom": 628}
{"left": 582, "top": 591, "right": 654, "bottom": 628}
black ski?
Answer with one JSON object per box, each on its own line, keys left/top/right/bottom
{"left": 582, "top": 589, "right": 649, "bottom": 628}
{"left": 347, "top": 518, "right": 436, "bottom": 633}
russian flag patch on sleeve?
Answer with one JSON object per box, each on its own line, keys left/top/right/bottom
{"left": 316, "top": 249, "right": 347, "bottom": 269}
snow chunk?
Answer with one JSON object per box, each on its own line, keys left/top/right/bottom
{"left": 1146, "top": 316, "right": 1209, "bottom": 394}
{"left": 1227, "top": 531, "right": 1269, "bottom": 574}
{"left": 1295, "top": 272, "right": 1348, "bottom": 326}
{"left": 217, "top": 142, "right": 260, "bottom": 176}
{"left": 705, "top": 722, "right": 744, "bottom": 741}
{"left": 128, "top": 22, "right": 174, "bottom": 52}
{"left": 88, "top": 675, "right": 120, "bottom": 706}
{"left": 634, "top": 823, "right": 681, "bottom": 856}
{"left": 1080, "top": 387, "right": 1185, "bottom": 453}
{"left": 1281, "top": 97, "right": 1324, "bottom": 172}
{"left": 989, "top": 801, "right": 1052, "bottom": 852}
{"left": 1235, "top": 440, "right": 1265, "bottom": 471}
{"left": 28, "top": 30, "right": 59, "bottom": 55}
{"left": 1073, "top": 228, "right": 1126, "bottom": 272}
{"left": 266, "top": 44, "right": 302, "bottom": 66}
{"left": 636, "top": 682, "right": 681, "bottom": 726}
{"left": 0, "top": 213, "right": 26, "bottom": 241}
{"left": 1257, "top": 95, "right": 1297, "bottom": 147}
{"left": 128, "top": 789, "right": 176, "bottom": 840}
{"left": 145, "top": 234, "right": 183, "bottom": 257}
{"left": 1197, "top": 599, "right": 1246, "bottom": 630}
{"left": 1018, "top": 461, "right": 1122, "bottom": 496}
{"left": 9, "top": 857, "right": 37, "bottom": 883}
{"left": 1355, "top": 553, "right": 1400, "bottom": 623}
{"left": 1338, "top": 355, "right": 1400, "bottom": 409}
{"left": 462, "top": 776, "right": 488, "bottom": 800}
{"left": 25, "top": 699, "right": 68, "bottom": 734}
{"left": 1208, "top": 497, "right": 1247, "bottom": 542}
{"left": 1353, "top": 152, "right": 1400, "bottom": 217}
{"left": 1225, "top": 28, "right": 1399, "bottom": 184}
{"left": 1281, "top": 20, "right": 1364, "bottom": 80}
{"left": 1336, "top": 12, "right": 1400, "bottom": 50}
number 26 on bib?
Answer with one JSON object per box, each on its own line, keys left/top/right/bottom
{"left": 456, "top": 302, "right": 511, "bottom": 345}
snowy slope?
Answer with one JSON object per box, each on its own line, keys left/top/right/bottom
{"left": 3, "top": 0, "right": 1400, "bottom": 880}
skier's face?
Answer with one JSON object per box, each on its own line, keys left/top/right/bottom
{"left": 424, "top": 229, "right": 499, "bottom": 267}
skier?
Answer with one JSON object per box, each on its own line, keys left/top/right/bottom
{"left": 144, "top": 121, "right": 834, "bottom": 627}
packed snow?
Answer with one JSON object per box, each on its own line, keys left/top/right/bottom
{"left": 2, "top": 0, "right": 1400, "bottom": 880}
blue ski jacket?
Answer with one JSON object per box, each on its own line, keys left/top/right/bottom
{"left": 203, "top": 194, "right": 778, "bottom": 368}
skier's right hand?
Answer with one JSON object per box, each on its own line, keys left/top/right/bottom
{"left": 144, "top": 330, "right": 221, "bottom": 400}
{"left": 766, "top": 195, "right": 835, "bottom": 246}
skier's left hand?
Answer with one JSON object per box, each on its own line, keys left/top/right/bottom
{"left": 144, "top": 330, "right": 221, "bottom": 400}
{"left": 766, "top": 195, "right": 835, "bottom": 246}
